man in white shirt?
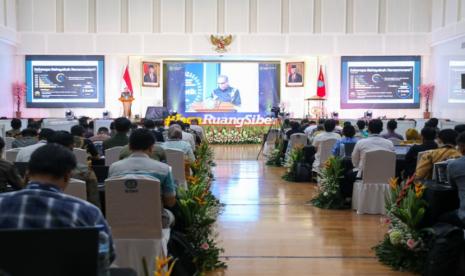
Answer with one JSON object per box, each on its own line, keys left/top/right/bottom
{"left": 312, "top": 119, "right": 341, "bottom": 169}
{"left": 15, "top": 128, "right": 55, "bottom": 162}
{"left": 304, "top": 121, "right": 318, "bottom": 136}
{"left": 351, "top": 119, "right": 395, "bottom": 178}
{"left": 171, "top": 122, "right": 196, "bottom": 151}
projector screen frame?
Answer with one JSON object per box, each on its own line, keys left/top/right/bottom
{"left": 25, "top": 55, "right": 105, "bottom": 108}
{"left": 340, "top": 55, "right": 421, "bottom": 109}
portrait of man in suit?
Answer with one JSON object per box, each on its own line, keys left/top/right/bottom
{"left": 142, "top": 62, "right": 160, "bottom": 87}
{"left": 286, "top": 62, "right": 304, "bottom": 87}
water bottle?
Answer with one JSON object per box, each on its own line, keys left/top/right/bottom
{"left": 97, "top": 226, "right": 110, "bottom": 276}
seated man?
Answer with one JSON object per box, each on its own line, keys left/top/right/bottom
{"left": 103, "top": 117, "right": 131, "bottom": 150}
{"left": 71, "top": 125, "right": 99, "bottom": 161}
{"left": 304, "top": 121, "right": 317, "bottom": 136}
{"left": 90, "top": 127, "right": 111, "bottom": 143}
{"left": 0, "top": 143, "right": 114, "bottom": 262}
{"left": 286, "top": 121, "right": 303, "bottom": 140}
{"left": 48, "top": 131, "right": 101, "bottom": 208}
{"left": 189, "top": 118, "right": 204, "bottom": 141}
{"left": 172, "top": 121, "right": 195, "bottom": 151}
{"left": 109, "top": 129, "right": 176, "bottom": 227}
{"left": 161, "top": 126, "right": 195, "bottom": 162}
{"left": 119, "top": 143, "right": 167, "bottom": 163}
{"left": 403, "top": 127, "right": 438, "bottom": 178}
{"left": 354, "top": 120, "right": 368, "bottom": 139}
{"left": 144, "top": 119, "right": 164, "bottom": 143}
{"left": 312, "top": 119, "right": 341, "bottom": 168}
{"left": 439, "top": 132, "right": 465, "bottom": 228}
{"left": 12, "top": 128, "right": 38, "bottom": 148}
{"left": 6, "top": 118, "right": 22, "bottom": 138}
{"left": 332, "top": 125, "right": 357, "bottom": 157}
{"left": 415, "top": 129, "right": 461, "bottom": 180}
{"left": 16, "top": 128, "right": 55, "bottom": 162}
{"left": 382, "top": 119, "right": 404, "bottom": 140}
{"left": 0, "top": 137, "right": 23, "bottom": 192}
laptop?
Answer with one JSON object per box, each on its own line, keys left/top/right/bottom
{"left": 0, "top": 227, "right": 99, "bottom": 276}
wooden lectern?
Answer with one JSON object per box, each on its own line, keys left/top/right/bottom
{"left": 119, "top": 96, "right": 134, "bottom": 118}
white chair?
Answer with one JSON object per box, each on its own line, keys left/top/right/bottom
{"left": 73, "top": 148, "right": 88, "bottom": 165}
{"left": 285, "top": 133, "right": 308, "bottom": 161}
{"left": 64, "top": 178, "right": 87, "bottom": 200}
{"left": 165, "top": 148, "right": 187, "bottom": 189}
{"left": 5, "top": 149, "right": 20, "bottom": 163}
{"left": 104, "top": 146, "right": 124, "bottom": 166}
{"left": 313, "top": 138, "right": 338, "bottom": 174}
{"left": 352, "top": 150, "right": 396, "bottom": 215}
{"left": 4, "top": 137, "right": 14, "bottom": 151}
{"left": 388, "top": 138, "right": 402, "bottom": 146}
{"left": 105, "top": 175, "right": 169, "bottom": 276}
{"left": 263, "top": 129, "right": 280, "bottom": 156}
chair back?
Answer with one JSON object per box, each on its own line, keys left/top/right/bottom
{"left": 4, "top": 137, "right": 14, "bottom": 151}
{"left": 341, "top": 142, "right": 356, "bottom": 157}
{"left": 73, "top": 148, "right": 88, "bottom": 165}
{"left": 266, "top": 129, "right": 279, "bottom": 144}
{"left": 5, "top": 148, "right": 20, "bottom": 162}
{"left": 0, "top": 227, "right": 99, "bottom": 276}
{"left": 64, "top": 178, "right": 87, "bottom": 200}
{"left": 105, "top": 175, "right": 162, "bottom": 239}
{"left": 362, "top": 150, "right": 396, "bottom": 183}
{"left": 289, "top": 133, "right": 308, "bottom": 149}
{"left": 318, "top": 138, "right": 338, "bottom": 166}
{"left": 165, "top": 148, "right": 187, "bottom": 189}
{"left": 388, "top": 137, "right": 402, "bottom": 146}
{"left": 105, "top": 146, "right": 124, "bottom": 166}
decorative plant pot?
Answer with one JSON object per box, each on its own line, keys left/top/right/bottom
{"left": 15, "top": 111, "right": 22, "bottom": 118}
{"left": 423, "top": 111, "right": 431, "bottom": 119}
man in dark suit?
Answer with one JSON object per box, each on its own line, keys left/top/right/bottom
{"left": 288, "top": 64, "right": 302, "bottom": 83}
{"left": 404, "top": 127, "right": 438, "bottom": 178}
{"left": 143, "top": 64, "right": 157, "bottom": 83}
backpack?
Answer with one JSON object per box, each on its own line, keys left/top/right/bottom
{"left": 167, "top": 231, "right": 198, "bottom": 276}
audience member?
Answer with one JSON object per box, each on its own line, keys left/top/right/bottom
{"left": 71, "top": 125, "right": 99, "bottom": 161}
{"left": 78, "top": 117, "right": 93, "bottom": 138}
{"left": 49, "top": 131, "right": 100, "bottom": 207}
{"left": 6, "top": 119, "right": 22, "bottom": 138}
{"left": 161, "top": 125, "right": 195, "bottom": 162}
{"left": 176, "top": 121, "right": 196, "bottom": 150}
{"left": 438, "top": 132, "right": 465, "bottom": 228}
{"left": 189, "top": 119, "right": 204, "bottom": 141}
{"left": 304, "top": 121, "right": 317, "bottom": 135}
{"left": 103, "top": 117, "right": 131, "bottom": 150}
{"left": 144, "top": 119, "right": 164, "bottom": 142}
{"left": 285, "top": 121, "right": 303, "bottom": 140}
{"left": 108, "top": 129, "right": 176, "bottom": 227}
{"left": 332, "top": 125, "right": 357, "bottom": 156}
{"left": 382, "top": 120, "right": 404, "bottom": 140}
{"left": 415, "top": 129, "right": 461, "bottom": 180}
{"left": 0, "top": 137, "right": 23, "bottom": 192}
{"left": 404, "top": 128, "right": 421, "bottom": 144}
{"left": 12, "top": 128, "right": 38, "bottom": 148}
{"left": 0, "top": 143, "right": 114, "bottom": 262}
{"left": 119, "top": 142, "right": 167, "bottom": 163}
{"left": 454, "top": 124, "right": 465, "bottom": 135}
{"left": 300, "top": 119, "right": 310, "bottom": 133}
{"left": 89, "top": 127, "right": 111, "bottom": 143}
{"left": 16, "top": 128, "right": 55, "bottom": 162}
{"left": 355, "top": 120, "right": 368, "bottom": 139}
{"left": 425, "top": 118, "right": 440, "bottom": 135}
{"left": 312, "top": 119, "right": 341, "bottom": 168}
{"left": 403, "top": 127, "right": 438, "bottom": 178}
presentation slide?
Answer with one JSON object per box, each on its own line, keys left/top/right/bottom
{"left": 26, "top": 55, "right": 105, "bottom": 108}
{"left": 341, "top": 56, "right": 421, "bottom": 109}
{"left": 164, "top": 61, "right": 280, "bottom": 117}
{"left": 448, "top": 60, "right": 465, "bottom": 103}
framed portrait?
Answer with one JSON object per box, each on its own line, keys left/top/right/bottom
{"left": 142, "top": 61, "right": 160, "bottom": 87}
{"left": 286, "top": 62, "right": 304, "bottom": 87}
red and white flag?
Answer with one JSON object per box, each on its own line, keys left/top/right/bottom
{"left": 316, "top": 65, "right": 326, "bottom": 98}
{"left": 121, "top": 65, "right": 134, "bottom": 95}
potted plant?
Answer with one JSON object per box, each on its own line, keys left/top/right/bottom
{"left": 12, "top": 82, "right": 26, "bottom": 118}
{"left": 419, "top": 84, "right": 434, "bottom": 119}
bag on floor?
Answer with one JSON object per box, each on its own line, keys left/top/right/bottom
{"left": 167, "top": 231, "right": 198, "bottom": 276}
{"left": 295, "top": 162, "right": 312, "bottom": 182}
{"left": 423, "top": 223, "right": 465, "bottom": 276}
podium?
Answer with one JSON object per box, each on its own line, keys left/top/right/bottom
{"left": 119, "top": 96, "right": 134, "bottom": 118}
{"left": 188, "top": 102, "right": 237, "bottom": 113}
{"left": 305, "top": 96, "right": 326, "bottom": 119}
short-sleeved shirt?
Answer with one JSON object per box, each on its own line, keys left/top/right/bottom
{"left": 119, "top": 144, "right": 167, "bottom": 163}
{"left": 108, "top": 152, "right": 176, "bottom": 197}
{"left": 351, "top": 134, "right": 395, "bottom": 177}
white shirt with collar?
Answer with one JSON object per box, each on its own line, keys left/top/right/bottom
{"left": 351, "top": 134, "right": 395, "bottom": 177}
{"left": 15, "top": 140, "right": 47, "bottom": 162}
{"left": 312, "top": 131, "right": 341, "bottom": 168}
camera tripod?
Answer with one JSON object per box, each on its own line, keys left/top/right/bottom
{"left": 256, "top": 117, "right": 283, "bottom": 160}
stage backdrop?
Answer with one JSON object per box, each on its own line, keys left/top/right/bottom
{"left": 164, "top": 61, "right": 280, "bottom": 126}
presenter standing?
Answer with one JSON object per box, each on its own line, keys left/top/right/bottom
{"left": 212, "top": 75, "right": 241, "bottom": 106}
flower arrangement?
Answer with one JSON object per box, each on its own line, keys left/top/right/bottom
{"left": 419, "top": 84, "right": 434, "bottom": 118}
{"left": 282, "top": 146, "right": 305, "bottom": 182}
{"left": 374, "top": 176, "right": 433, "bottom": 273}
{"left": 12, "top": 82, "right": 26, "bottom": 118}
{"left": 265, "top": 136, "right": 284, "bottom": 167}
{"left": 204, "top": 125, "right": 267, "bottom": 144}
{"left": 310, "top": 157, "right": 348, "bottom": 209}
{"left": 176, "top": 141, "right": 226, "bottom": 273}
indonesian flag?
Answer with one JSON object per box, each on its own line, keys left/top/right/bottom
{"left": 121, "top": 65, "right": 134, "bottom": 95}
{"left": 317, "top": 65, "right": 326, "bottom": 98}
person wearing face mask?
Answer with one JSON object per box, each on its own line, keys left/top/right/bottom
{"left": 415, "top": 129, "right": 462, "bottom": 180}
